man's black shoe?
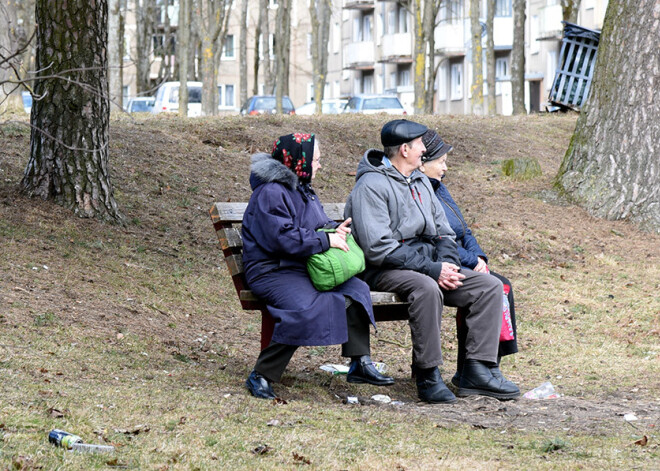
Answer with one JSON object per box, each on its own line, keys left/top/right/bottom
{"left": 347, "top": 355, "right": 395, "bottom": 386}
{"left": 245, "top": 370, "right": 277, "bottom": 399}
{"left": 450, "top": 370, "right": 461, "bottom": 387}
{"left": 415, "top": 366, "right": 457, "bottom": 404}
{"left": 457, "top": 359, "right": 520, "bottom": 400}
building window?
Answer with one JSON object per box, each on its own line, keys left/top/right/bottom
{"left": 362, "top": 71, "right": 374, "bottom": 94}
{"left": 495, "top": 57, "right": 509, "bottom": 94}
{"left": 307, "top": 33, "right": 312, "bottom": 58}
{"left": 451, "top": 62, "right": 463, "bottom": 100}
{"left": 398, "top": 65, "right": 411, "bottom": 87}
{"left": 495, "top": 0, "right": 512, "bottom": 17}
{"left": 546, "top": 50, "right": 557, "bottom": 91}
{"left": 222, "top": 34, "right": 235, "bottom": 59}
{"left": 437, "top": 63, "right": 447, "bottom": 101}
{"left": 363, "top": 14, "right": 373, "bottom": 41}
{"left": 398, "top": 6, "right": 408, "bottom": 33}
{"left": 218, "top": 84, "right": 235, "bottom": 108}
{"left": 388, "top": 9, "right": 396, "bottom": 34}
{"left": 440, "top": 0, "right": 463, "bottom": 23}
{"left": 531, "top": 16, "right": 540, "bottom": 54}
{"left": 390, "top": 71, "right": 397, "bottom": 89}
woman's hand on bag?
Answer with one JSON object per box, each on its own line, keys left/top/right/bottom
{"left": 329, "top": 232, "right": 349, "bottom": 252}
{"left": 474, "top": 257, "right": 489, "bottom": 273}
{"left": 335, "top": 218, "right": 352, "bottom": 237}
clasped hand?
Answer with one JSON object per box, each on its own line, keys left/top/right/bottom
{"left": 437, "top": 262, "right": 465, "bottom": 290}
{"left": 328, "top": 218, "right": 352, "bottom": 252}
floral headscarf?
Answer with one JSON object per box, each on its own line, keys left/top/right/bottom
{"left": 271, "top": 133, "right": 315, "bottom": 184}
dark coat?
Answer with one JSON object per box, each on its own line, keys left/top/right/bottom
{"left": 430, "top": 178, "right": 487, "bottom": 269}
{"left": 242, "top": 153, "right": 375, "bottom": 346}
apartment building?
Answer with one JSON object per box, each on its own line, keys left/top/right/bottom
{"left": 121, "top": 0, "right": 609, "bottom": 115}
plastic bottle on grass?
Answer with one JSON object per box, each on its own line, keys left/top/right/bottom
{"left": 48, "top": 429, "right": 115, "bottom": 454}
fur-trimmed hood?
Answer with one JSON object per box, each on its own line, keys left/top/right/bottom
{"left": 249, "top": 152, "right": 299, "bottom": 190}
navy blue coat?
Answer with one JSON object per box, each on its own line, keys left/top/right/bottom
{"left": 429, "top": 178, "right": 487, "bottom": 269}
{"left": 242, "top": 154, "right": 375, "bottom": 346}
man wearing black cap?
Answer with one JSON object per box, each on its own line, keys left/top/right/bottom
{"left": 345, "top": 119, "right": 520, "bottom": 403}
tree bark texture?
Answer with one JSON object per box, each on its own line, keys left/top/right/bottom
{"left": 423, "top": 0, "right": 438, "bottom": 114}
{"left": 470, "top": 0, "right": 483, "bottom": 115}
{"left": 108, "top": 0, "right": 122, "bottom": 110}
{"left": 511, "top": 0, "right": 526, "bottom": 114}
{"left": 261, "top": 0, "right": 274, "bottom": 94}
{"left": 239, "top": 0, "right": 248, "bottom": 105}
{"left": 557, "top": 0, "right": 660, "bottom": 232}
{"left": 561, "top": 0, "right": 581, "bottom": 23}
{"left": 310, "top": 0, "right": 331, "bottom": 113}
{"left": 194, "top": 0, "right": 232, "bottom": 116}
{"left": 486, "top": 0, "right": 496, "bottom": 115}
{"left": 178, "top": 0, "right": 190, "bottom": 116}
{"left": 22, "top": 0, "right": 123, "bottom": 223}
{"left": 274, "top": 0, "right": 290, "bottom": 112}
{"left": 412, "top": 0, "right": 426, "bottom": 114}
{"left": 134, "top": 0, "right": 156, "bottom": 93}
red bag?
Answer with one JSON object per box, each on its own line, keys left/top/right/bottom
{"left": 500, "top": 284, "right": 515, "bottom": 341}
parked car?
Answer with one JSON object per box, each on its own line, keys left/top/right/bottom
{"left": 21, "top": 91, "right": 32, "bottom": 114}
{"left": 295, "top": 99, "right": 348, "bottom": 115}
{"left": 152, "top": 81, "right": 203, "bottom": 117}
{"left": 125, "top": 96, "right": 155, "bottom": 113}
{"left": 342, "top": 95, "right": 407, "bottom": 115}
{"left": 240, "top": 95, "right": 295, "bottom": 115}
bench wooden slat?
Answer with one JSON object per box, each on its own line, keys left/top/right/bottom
{"left": 210, "top": 202, "right": 249, "bottom": 224}
{"left": 225, "top": 254, "right": 244, "bottom": 276}
{"left": 216, "top": 227, "right": 243, "bottom": 250}
{"left": 239, "top": 289, "right": 406, "bottom": 306}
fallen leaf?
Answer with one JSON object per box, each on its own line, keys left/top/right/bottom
{"left": 272, "top": 397, "right": 288, "bottom": 405}
{"left": 292, "top": 451, "right": 311, "bottom": 465}
{"left": 48, "top": 407, "right": 66, "bottom": 418}
{"left": 252, "top": 444, "right": 271, "bottom": 455}
{"left": 178, "top": 416, "right": 187, "bottom": 425}
{"left": 114, "top": 424, "right": 150, "bottom": 435}
{"left": 116, "top": 333, "right": 124, "bottom": 340}
{"left": 633, "top": 435, "right": 648, "bottom": 446}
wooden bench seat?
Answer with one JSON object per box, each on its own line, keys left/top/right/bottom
{"left": 209, "top": 202, "right": 410, "bottom": 349}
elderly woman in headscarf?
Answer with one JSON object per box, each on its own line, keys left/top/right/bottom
{"left": 420, "top": 129, "right": 519, "bottom": 387}
{"left": 241, "top": 133, "right": 394, "bottom": 399}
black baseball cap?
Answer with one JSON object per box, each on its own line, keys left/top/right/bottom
{"left": 381, "top": 119, "right": 428, "bottom": 147}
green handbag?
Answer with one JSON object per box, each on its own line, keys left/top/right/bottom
{"left": 307, "top": 231, "right": 366, "bottom": 291}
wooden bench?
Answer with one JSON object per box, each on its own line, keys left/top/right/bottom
{"left": 209, "top": 202, "right": 410, "bottom": 350}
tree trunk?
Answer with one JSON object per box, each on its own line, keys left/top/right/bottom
{"left": 239, "top": 0, "right": 248, "bottom": 106}
{"left": 274, "top": 0, "right": 290, "bottom": 112}
{"left": 22, "top": 0, "right": 123, "bottom": 223}
{"left": 108, "top": 0, "right": 122, "bottom": 110}
{"left": 561, "top": 0, "right": 581, "bottom": 23}
{"left": 486, "top": 0, "right": 496, "bottom": 115}
{"left": 178, "top": 0, "right": 190, "bottom": 116}
{"left": 0, "top": 0, "right": 25, "bottom": 111}
{"left": 412, "top": 0, "right": 425, "bottom": 115}
{"left": 310, "top": 0, "right": 331, "bottom": 113}
{"left": 252, "top": 0, "right": 263, "bottom": 96}
{"left": 262, "top": 0, "right": 274, "bottom": 94}
{"left": 422, "top": 0, "right": 438, "bottom": 114}
{"left": 135, "top": 0, "right": 155, "bottom": 94}
{"left": 470, "top": 0, "right": 483, "bottom": 115}
{"left": 511, "top": 0, "right": 526, "bottom": 114}
{"left": 557, "top": 0, "right": 660, "bottom": 232}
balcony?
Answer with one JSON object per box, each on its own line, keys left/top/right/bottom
{"left": 343, "top": 0, "right": 374, "bottom": 10}
{"left": 344, "top": 41, "right": 375, "bottom": 69}
{"left": 380, "top": 33, "right": 413, "bottom": 63}
{"left": 434, "top": 22, "right": 466, "bottom": 56}
{"left": 539, "top": 4, "right": 563, "bottom": 39}
{"left": 493, "top": 17, "right": 513, "bottom": 47}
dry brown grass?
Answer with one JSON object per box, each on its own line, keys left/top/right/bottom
{"left": 0, "top": 113, "right": 658, "bottom": 469}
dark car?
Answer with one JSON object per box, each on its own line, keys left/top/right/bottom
{"left": 240, "top": 95, "right": 295, "bottom": 115}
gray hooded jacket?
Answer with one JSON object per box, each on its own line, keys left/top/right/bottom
{"left": 345, "top": 148, "right": 460, "bottom": 286}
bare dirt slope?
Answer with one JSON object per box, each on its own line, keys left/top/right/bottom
{"left": 1, "top": 113, "right": 658, "bottom": 445}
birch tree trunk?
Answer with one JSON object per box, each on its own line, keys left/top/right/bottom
{"left": 239, "top": 0, "right": 248, "bottom": 105}
{"left": 557, "top": 0, "right": 660, "bottom": 232}
{"left": 22, "top": 0, "right": 123, "bottom": 223}
{"left": 108, "top": 0, "right": 122, "bottom": 110}
{"left": 422, "top": 0, "right": 437, "bottom": 114}
{"left": 178, "top": 0, "right": 190, "bottom": 116}
{"left": 470, "top": 0, "right": 483, "bottom": 115}
{"left": 262, "top": 0, "right": 274, "bottom": 94}
{"left": 486, "top": 0, "right": 496, "bottom": 115}
{"left": 310, "top": 0, "right": 331, "bottom": 113}
{"left": 511, "top": 0, "right": 525, "bottom": 114}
